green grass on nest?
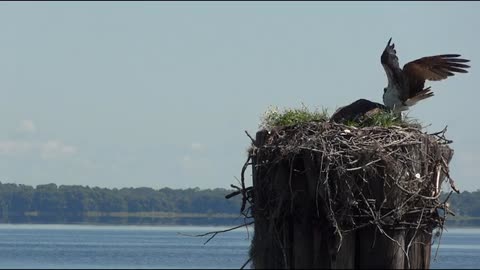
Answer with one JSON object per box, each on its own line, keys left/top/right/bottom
{"left": 260, "top": 104, "right": 421, "bottom": 130}
{"left": 344, "top": 110, "right": 420, "bottom": 128}
{"left": 260, "top": 104, "right": 329, "bottom": 130}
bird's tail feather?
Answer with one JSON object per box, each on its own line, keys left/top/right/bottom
{"left": 405, "top": 87, "right": 434, "bottom": 106}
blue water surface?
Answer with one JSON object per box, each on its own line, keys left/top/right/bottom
{"left": 0, "top": 224, "right": 477, "bottom": 269}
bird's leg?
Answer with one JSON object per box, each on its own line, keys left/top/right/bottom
{"left": 397, "top": 111, "right": 403, "bottom": 121}
{"left": 389, "top": 105, "right": 403, "bottom": 121}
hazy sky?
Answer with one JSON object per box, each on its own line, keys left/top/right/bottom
{"left": 1, "top": 2, "right": 479, "bottom": 191}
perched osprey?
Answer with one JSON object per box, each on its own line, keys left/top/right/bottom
{"left": 381, "top": 38, "right": 470, "bottom": 112}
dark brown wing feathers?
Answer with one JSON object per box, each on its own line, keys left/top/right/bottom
{"left": 402, "top": 54, "right": 470, "bottom": 98}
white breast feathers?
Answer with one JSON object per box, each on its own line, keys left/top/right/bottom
{"left": 383, "top": 86, "right": 408, "bottom": 112}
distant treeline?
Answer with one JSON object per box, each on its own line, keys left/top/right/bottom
{"left": 0, "top": 182, "right": 479, "bottom": 226}
{"left": 0, "top": 182, "right": 243, "bottom": 225}
{"left": 445, "top": 190, "right": 480, "bottom": 217}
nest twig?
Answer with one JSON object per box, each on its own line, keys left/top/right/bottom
{"left": 229, "top": 121, "right": 457, "bottom": 267}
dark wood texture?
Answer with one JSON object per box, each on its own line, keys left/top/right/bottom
{"left": 250, "top": 129, "right": 451, "bottom": 269}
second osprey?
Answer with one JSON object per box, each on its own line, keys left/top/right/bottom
{"left": 381, "top": 38, "right": 470, "bottom": 112}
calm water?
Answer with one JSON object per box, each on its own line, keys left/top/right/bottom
{"left": 0, "top": 224, "right": 478, "bottom": 269}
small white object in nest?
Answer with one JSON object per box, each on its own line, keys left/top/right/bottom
{"left": 344, "top": 129, "right": 351, "bottom": 133}
{"left": 415, "top": 173, "right": 421, "bottom": 179}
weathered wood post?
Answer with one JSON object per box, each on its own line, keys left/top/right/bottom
{"left": 245, "top": 110, "right": 455, "bottom": 269}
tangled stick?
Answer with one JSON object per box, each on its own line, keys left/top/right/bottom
{"left": 232, "top": 121, "right": 458, "bottom": 268}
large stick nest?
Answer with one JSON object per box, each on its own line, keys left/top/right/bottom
{"left": 235, "top": 121, "right": 458, "bottom": 242}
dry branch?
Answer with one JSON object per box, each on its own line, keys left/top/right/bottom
{"left": 234, "top": 120, "right": 456, "bottom": 268}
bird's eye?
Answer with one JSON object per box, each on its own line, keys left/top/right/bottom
{"left": 383, "top": 88, "right": 387, "bottom": 93}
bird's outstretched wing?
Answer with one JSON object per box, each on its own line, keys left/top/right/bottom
{"left": 403, "top": 54, "right": 471, "bottom": 98}
{"left": 381, "top": 38, "right": 404, "bottom": 87}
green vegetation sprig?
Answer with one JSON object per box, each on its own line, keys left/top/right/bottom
{"left": 344, "top": 110, "right": 421, "bottom": 128}
{"left": 260, "top": 104, "right": 421, "bottom": 129}
{"left": 260, "top": 104, "right": 329, "bottom": 129}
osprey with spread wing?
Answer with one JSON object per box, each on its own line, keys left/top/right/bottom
{"left": 381, "top": 38, "right": 471, "bottom": 112}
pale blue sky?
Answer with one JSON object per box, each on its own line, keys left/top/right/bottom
{"left": 0, "top": 2, "right": 479, "bottom": 191}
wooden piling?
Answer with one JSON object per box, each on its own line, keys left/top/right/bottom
{"left": 247, "top": 124, "right": 454, "bottom": 269}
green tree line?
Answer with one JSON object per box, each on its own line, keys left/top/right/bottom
{"left": 445, "top": 190, "right": 480, "bottom": 217}
{"left": 1, "top": 181, "right": 480, "bottom": 225}
{"left": 0, "top": 182, "right": 243, "bottom": 224}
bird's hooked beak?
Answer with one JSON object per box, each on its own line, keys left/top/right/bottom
{"left": 385, "top": 37, "right": 393, "bottom": 49}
